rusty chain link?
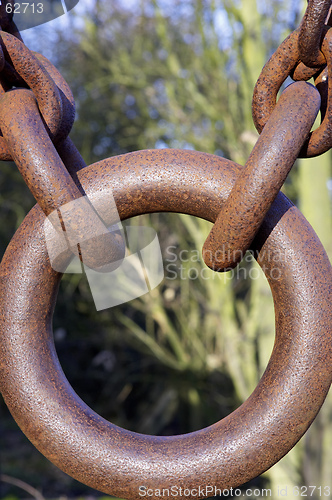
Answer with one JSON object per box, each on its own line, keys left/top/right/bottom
{"left": 251, "top": 26, "right": 332, "bottom": 158}
{"left": 0, "top": 0, "right": 22, "bottom": 40}
{"left": 299, "top": 0, "right": 332, "bottom": 67}
{"left": 0, "top": 19, "right": 125, "bottom": 270}
{"left": 1, "top": 150, "right": 331, "bottom": 500}
{"left": 203, "top": 81, "right": 320, "bottom": 271}
{"left": 0, "top": 2, "right": 331, "bottom": 499}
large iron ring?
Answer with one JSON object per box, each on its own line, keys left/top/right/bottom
{"left": 0, "top": 149, "right": 331, "bottom": 499}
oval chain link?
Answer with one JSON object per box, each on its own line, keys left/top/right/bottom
{"left": 203, "top": 81, "right": 320, "bottom": 271}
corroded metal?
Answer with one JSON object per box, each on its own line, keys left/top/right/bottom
{"left": 203, "top": 81, "right": 320, "bottom": 271}
{"left": 252, "top": 29, "right": 301, "bottom": 135}
{"left": 0, "top": 150, "right": 331, "bottom": 499}
{"left": 252, "top": 26, "right": 332, "bottom": 157}
{"left": 0, "top": 88, "right": 124, "bottom": 270}
{"left": 298, "top": 0, "right": 331, "bottom": 67}
{"left": 0, "top": 31, "right": 62, "bottom": 138}
{"left": 34, "top": 51, "right": 75, "bottom": 143}
{"left": 0, "top": 31, "right": 63, "bottom": 160}
{"left": 315, "top": 65, "right": 329, "bottom": 120}
{"left": 0, "top": 1, "right": 331, "bottom": 497}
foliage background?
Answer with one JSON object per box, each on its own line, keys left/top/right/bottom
{"left": 0, "top": 0, "right": 331, "bottom": 499}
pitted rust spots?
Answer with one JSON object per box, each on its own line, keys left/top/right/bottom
{"left": 253, "top": 26, "right": 332, "bottom": 158}
{"left": 298, "top": 0, "right": 331, "bottom": 68}
{"left": 292, "top": 60, "right": 323, "bottom": 81}
{"left": 0, "top": 1, "right": 14, "bottom": 30}
{"left": 33, "top": 52, "right": 75, "bottom": 143}
{"left": 0, "top": 151, "right": 331, "bottom": 499}
{"left": 0, "top": 2, "right": 331, "bottom": 497}
{"left": 0, "top": 31, "right": 72, "bottom": 160}
{"left": 0, "top": 88, "right": 125, "bottom": 270}
{"left": 0, "top": 31, "right": 62, "bottom": 138}
{"left": 203, "top": 82, "right": 320, "bottom": 271}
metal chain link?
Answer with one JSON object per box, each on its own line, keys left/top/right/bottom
{"left": 203, "top": 0, "right": 332, "bottom": 270}
{"left": 0, "top": 10, "right": 125, "bottom": 270}
{"left": 299, "top": 0, "right": 332, "bottom": 67}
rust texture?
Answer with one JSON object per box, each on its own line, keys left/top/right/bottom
{"left": 252, "top": 26, "right": 332, "bottom": 157}
{"left": 0, "top": 150, "right": 331, "bottom": 499}
{"left": 203, "top": 81, "right": 320, "bottom": 271}
{"left": 298, "top": 0, "right": 331, "bottom": 67}
{"left": 0, "top": 88, "right": 124, "bottom": 270}
{"left": 314, "top": 65, "right": 329, "bottom": 120}
{"left": 0, "top": 1, "right": 22, "bottom": 40}
{"left": 0, "top": 2, "right": 331, "bottom": 498}
{"left": 0, "top": 32, "right": 62, "bottom": 138}
{"left": 0, "top": 0, "right": 14, "bottom": 30}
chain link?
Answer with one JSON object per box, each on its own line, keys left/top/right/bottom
{"left": 0, "top": 14, "right": 125, "bottom": 270}
{"left": 0, "top": 2, "right": 331, "bottom": 498}
{"left": 203, "top": 0, "right": 332, "bottom": 267}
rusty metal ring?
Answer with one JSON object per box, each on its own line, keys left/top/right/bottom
{"left": 0, "top": 31, "right": 63, "bottom": 160}
{"left": 0, "top": 149, "right": 331, "bottom": 499}
{"left": 253, "top": 27, "right": 332, "bottom": 157}
{"left": 292, "top": 60, "right": 324, "bottom": 81}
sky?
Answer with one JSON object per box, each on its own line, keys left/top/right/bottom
{"left": 22, "top": 0, "right": 84, "bottom": 52}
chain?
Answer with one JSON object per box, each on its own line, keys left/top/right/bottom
{"left": 203, "top": 0, "right": 332, "bottom": 271}
{"left": 0, "top": 2, "right": 331, "bottom": 498}
{"left": 0, "top": 0, "right": 22, "bottom": 40}
{"left": 0, "top": 4, "right": 125, "bottom": 271}
{"left": 0, "top": 1, "right": 330, "bottom": 272}
{"left": 299, "top": 0, "right": 332, "bottom": 67}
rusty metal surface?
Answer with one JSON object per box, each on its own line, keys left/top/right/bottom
{"left": 0, "top": 36, "right": 75, "bottom": 161}
{"left": 0, "top": 88, "right": 124, "bottom": 270}
{"left": 298, "top": 0, "right": 331, "bottom": 67}
{"left": 0, "top": 31, "right": 63, "bottom": 160}
{"left": 0, "top": 1, "right": 23, "bottom": 40}
{"left": 315, "top": 65, "right": 329, "bottom": 120}
{"left": 302, "top": 27, "right": 332, "bottom": 155}
{"left": 0, "top": 1, "right": 331, "bottom": 497}
{"left": 34, "top": 52, "right": 75, "bottom": 143}
{"left": 203, "top": 81, "right": 320, "bottom": 271}
{"left": 0, "top": 88, "right": 83, "bottom": 214}
{"left": 252, "top": 29, "right": 300, "bottom": 135}
{"left": 252, "top": 26, "right": 332, "bottom": 157}
{"left": 0, "top": 150, "right": 331, "bottom": 499}
{"left": 0, "top": 0, "right": 14, "bottom": 30}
